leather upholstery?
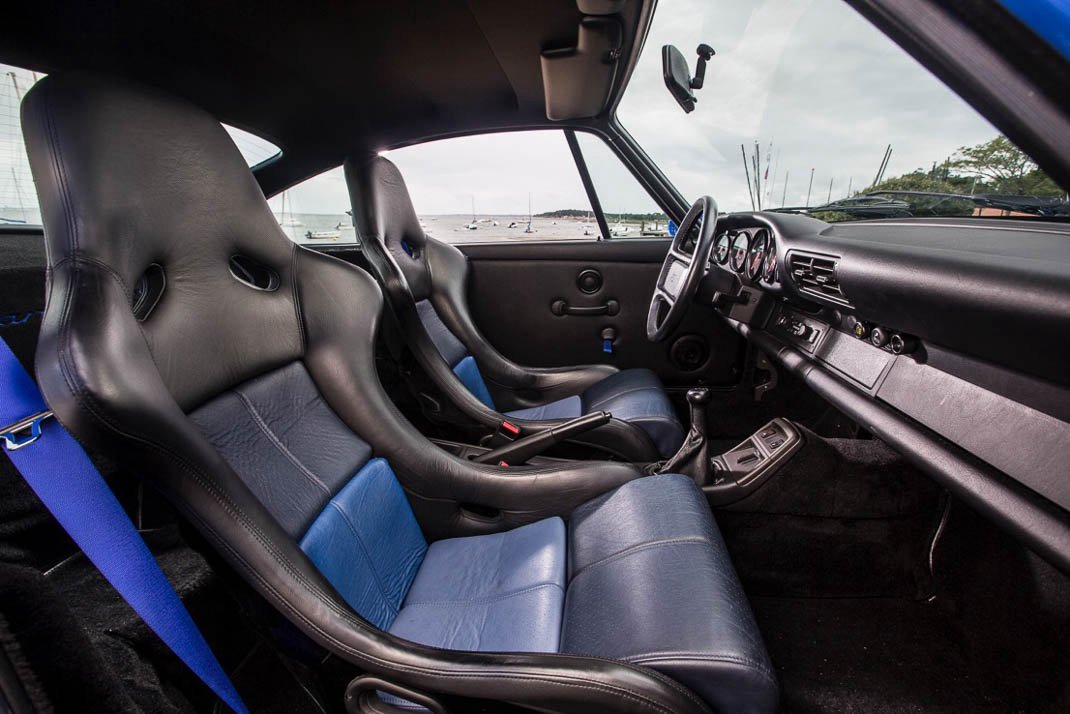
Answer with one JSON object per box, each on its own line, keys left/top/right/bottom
{"left": 25, "top": 74, "right": 772, "bottom": 713}
{"left": 390, "top": 517, "right": 566, "bottom": 652}
{"left": 189, "top": 361, "right": 372, "bottom": 537}
{"left": 347, "top": 155, "right": 671, "bottom": 462}
{"left": 581, "top": 369, "right": 683, "bottom": 458}
{"left": 563, "top": 476, "right": 779, "bottom": 714}
{"left": 505, "top": 370, "right": 685, "bottom": 457}
{"left": 301, "top": 459, "right": 428, "bottom": 630}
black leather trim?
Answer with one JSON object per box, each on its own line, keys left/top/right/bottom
{"left": 24, "top": 74, "right": 708, "bottom": 713}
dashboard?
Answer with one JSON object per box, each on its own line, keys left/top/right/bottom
{"left": 701, "top": 212, "right": 1070, "bottom": 573}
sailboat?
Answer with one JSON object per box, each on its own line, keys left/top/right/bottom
{"left": 279, "top": 191, "right": 303, "bottom": 227}
{"left": 610, "top": 215, "right": 630, "bottom": 236}
{"left": 524, "top": 193, "right": 535, "bottom": 234}
{"left": 464, "top": 196, "right": 478, "bottom": 230}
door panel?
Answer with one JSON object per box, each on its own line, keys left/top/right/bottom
{"left": 459, "top": 239, "right": 744, "bottom": 386}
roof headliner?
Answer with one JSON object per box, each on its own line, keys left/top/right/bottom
{"left": 3, "top": 0, "right": 647, "bottom": 192}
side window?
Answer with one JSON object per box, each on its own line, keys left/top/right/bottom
{"left": 383, "top": 130, "right": 596, "bottom": 243}
{"left": 268, "top": 167, "right": 356, "bottom": 244}
{"left": 574, "top": 132, "right": 670, "bottom": 238}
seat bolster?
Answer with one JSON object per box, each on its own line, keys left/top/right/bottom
{"left": 562, "top": 475, "right": 778, "bottom": 714}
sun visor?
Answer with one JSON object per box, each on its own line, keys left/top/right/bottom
{"left": 541, "top": 15, "right": 623, "bottom": 120}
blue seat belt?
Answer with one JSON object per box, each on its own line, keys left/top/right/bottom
{"left": 0, "top": 339, "right": 249, "bottom": 714}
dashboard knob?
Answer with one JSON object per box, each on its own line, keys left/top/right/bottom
{"left": 850, "top": 319, "right": 869, "bottom": 340}
{"left": 890, "top": 334, "right": 917, "bottom": 355}
{"left": 870, "top": 327, "right": 890, "bottom": 348}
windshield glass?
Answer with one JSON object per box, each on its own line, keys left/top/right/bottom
{"left": 617, "top": 0, "right": 1068, "bottom": 221}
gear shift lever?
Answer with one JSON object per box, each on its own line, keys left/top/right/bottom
{"left": 647, "top": 387, "right": 714, "bottom": 484}
{"left": 686, "top": 387, "right": 710, "bottom": 437}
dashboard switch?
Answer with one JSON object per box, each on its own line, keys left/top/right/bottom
{"left": 870, "top": 326, "right": 890, "bottom": 348}
{"left": 890, "top": 333, "right": 917, "bottom": 355}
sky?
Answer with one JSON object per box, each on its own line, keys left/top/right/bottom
{"left": 5, "top": 0, "right": 1003, "bottom": 220}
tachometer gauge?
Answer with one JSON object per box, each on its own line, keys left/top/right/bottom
{"left": 763, "top": 236, "right": 778, "bottom": 282}
{"left": 746, "top": 229, "right": 769, "bottom": 280}
{"left": 729, "top": 231, "right": 750, "bottom": 273}
{"left": 713, "top": 233, "right": 731, "bottom": 265}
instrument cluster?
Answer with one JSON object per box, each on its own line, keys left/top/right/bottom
{"left": 713, "top": 227, "right": 778, "bottom": 284}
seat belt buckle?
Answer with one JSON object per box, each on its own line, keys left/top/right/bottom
{"left": 1, "top": 410, "right": 53, "bottom": 451}
{"left": 487, "top": 419, "right": 521, "bottom": 448}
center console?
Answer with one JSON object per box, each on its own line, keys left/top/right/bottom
{"left": 702, "top": 418, "right": 803, "bottom": 505}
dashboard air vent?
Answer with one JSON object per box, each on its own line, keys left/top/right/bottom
{"left": 788, "top": 252, "right": 851, "bottom": 306}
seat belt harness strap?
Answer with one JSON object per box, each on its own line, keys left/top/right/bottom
{"left": 0, "top": 339, "right": 248, "bottom": 714}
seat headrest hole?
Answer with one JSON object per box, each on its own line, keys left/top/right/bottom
{"left": 131, "top": 263, "right": 167, "bottom": 321}
{"left": 228, "top": 255, "right": 281, "bottom": 292}
{"left": 400, "top": 238, "right": 420, "bottom": 259}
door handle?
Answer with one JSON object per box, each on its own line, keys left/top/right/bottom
{"left": 551, "top": 299, "right": 619, "bottom": 316}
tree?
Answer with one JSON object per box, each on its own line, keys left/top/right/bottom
{"left": 949, "top": 136, "right": 1062, "bottom": 196}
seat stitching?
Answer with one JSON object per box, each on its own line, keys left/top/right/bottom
{"left": 402, "top": 582, "right": 565, "bottom": 609}
{"left": 327, "top": 499, "right": 402, "bottom": 618}
{"left": 570, "top": 538, "right": 712, "bottom": 581}
{"left": 232, "top": 388, "right": 331, "bottom": 496}
{"left": 622, "top": 653, "right": 778, "bottom": 683}
{"left": 47, "top": 265, "right": 708, "bottom": 714}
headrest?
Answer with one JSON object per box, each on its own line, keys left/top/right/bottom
{"left": 346, "top": 156, "right": 431, "bottom": 300}
{"left": 22, "top": 74, "right": 304, "bottom": 408}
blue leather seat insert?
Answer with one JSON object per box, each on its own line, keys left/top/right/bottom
{"left": 417, "top": 299, "right": 496, "bottom": 409}
{"left": 561, "top": 475, "right": 779, "bottom": 714}
{"left": 452, "top": 355, "right": 495, "bottom": 410}
{"left": 389, "top": 517, "right": 566, "bottom": 652}
{"left": 300, "top": 458, "right": 428, "bottom": 630}
{"left": 190, "top": 362, "right": 373, "bottom": 537}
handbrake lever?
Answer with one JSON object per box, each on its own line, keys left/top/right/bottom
{"left": 472, "top": 411, "right": 612, "bottom": 465}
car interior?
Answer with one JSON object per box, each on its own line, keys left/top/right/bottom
{"left": 0, "top": 1, "right": 1068, "bottom": 713}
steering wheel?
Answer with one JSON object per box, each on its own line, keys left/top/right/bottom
{"left": 646, "top": 196, "right": 718, "bottom": 342}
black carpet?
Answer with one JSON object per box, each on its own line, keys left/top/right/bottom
{"left": 717, "top": 433, "right": 1070, "bottom": 713}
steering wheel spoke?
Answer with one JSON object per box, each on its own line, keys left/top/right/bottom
{"left": 646, "top": 196, "right": 719, "bottom": 342}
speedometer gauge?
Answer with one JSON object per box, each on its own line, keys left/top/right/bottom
{"left": 713, "top": 233, "right": 731, "bottom": 265}
{"left": 763, "top": 236, "right": 778, "bottom": 282}
{"left": 729, "top": 231, "right": 750, "bottom": 273}
{"left": 746, "top": 229, "right": 769, "bottom": 280}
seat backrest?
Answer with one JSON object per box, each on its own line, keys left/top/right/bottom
{"left": 347, "top": 156, "right": 501, "bottom": 410}
{"left": 22, "top": 72, "right": 432, "bottom": 631}
{"left": 20, "top": 73, "right": 693, "bottom": 712}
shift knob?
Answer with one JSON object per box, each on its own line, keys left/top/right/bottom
{"left": 686, "top": 387, "right": 711, "bottom": 405}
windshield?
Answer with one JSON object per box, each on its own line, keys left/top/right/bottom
{"left": 617, "top": 0, "right": 1068, "bottom": 221}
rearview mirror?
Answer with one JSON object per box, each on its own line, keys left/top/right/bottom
{"left": 662, "top": 43, "right": 715, "bottom": 114}
{"left": 662, "top": 45, "right": 696, "bottom": 113}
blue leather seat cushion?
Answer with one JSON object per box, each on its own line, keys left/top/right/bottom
{"left": 582, "top": 369, "right": 683, "bottom": 458}
{"left": 561, "top": 475, "right": 779, "bottom": 714}
{"left": 506, "top": 369, "right": 683, "bottom": 458}
{"left": 389, "top": 516, "right": 566, "bottom": 653}
{"left": 505, "top": 395, "right": 582, "bottom": 422}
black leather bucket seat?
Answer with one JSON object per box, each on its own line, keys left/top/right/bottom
{"left": 346, "top": 156, "right": 684, "bottom": 462}
{"left": 22, "top": 74, "right": 776, "bottom": 714}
